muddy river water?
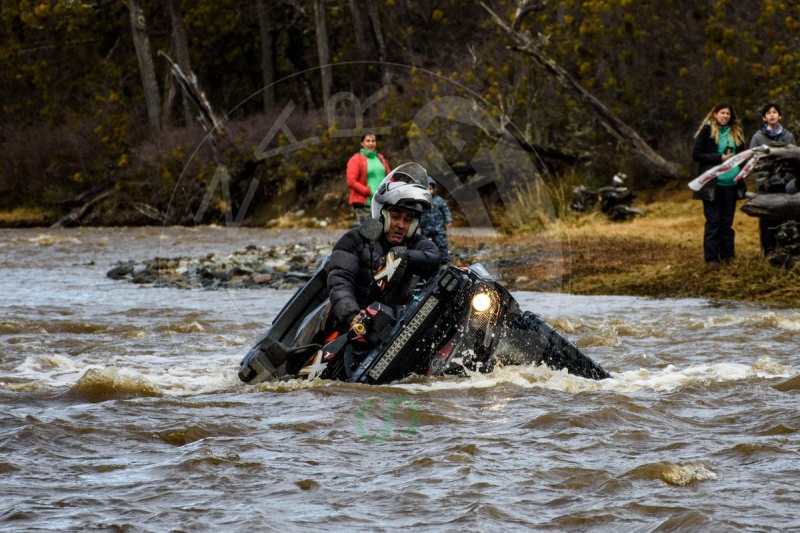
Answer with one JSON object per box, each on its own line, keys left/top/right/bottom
{"left": 1, "top": 226, "right": 798, "bottom": 532}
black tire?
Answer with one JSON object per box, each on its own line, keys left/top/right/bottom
{"left": 505, "top": 311, "right": 611, "bottom": 380}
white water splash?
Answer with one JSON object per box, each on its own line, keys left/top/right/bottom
{"left": 28, "top": 234, "right": 81, "bottom": 246}
{"left": 660, "top": 462, "right": 718, "bottom": 486}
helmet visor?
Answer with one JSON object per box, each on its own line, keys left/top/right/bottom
{"left": 383, "top": 162, "right": 429, "bottom": 187}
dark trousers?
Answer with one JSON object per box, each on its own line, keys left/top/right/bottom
{"left": 759, "top": 217, "right": 778, "bottom": 256}
{"left": 702, "top": 185, "right": 738, "bottom": 263}
{"left": 352, "top": 204, "right": 371, "bottom": 224}
{"left": 428, "top": 233, "right": 450, "bottom": 263}
{"left": 757, "top": 183, "right": 788, "bottom": 256}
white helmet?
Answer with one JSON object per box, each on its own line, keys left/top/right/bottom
{"left": 371, "top": 162, "right": 432, "bottom": 238}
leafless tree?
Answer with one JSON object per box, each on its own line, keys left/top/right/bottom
{"left": 127, "top": 0, "right": 161, "bottom": 130}
{"left": 257, "top": 0, "right": 277, "bottom": 112}
{"left": 313, "top": 0, "right": 332, "bottom": 106}
{"left": 483, "top": 1, "right": 682, "bottom": 180}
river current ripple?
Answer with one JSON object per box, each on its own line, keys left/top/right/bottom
{"left": 1, "top": 226, "right": 798, "bottom": 532}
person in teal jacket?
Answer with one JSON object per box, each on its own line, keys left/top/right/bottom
{"left": 692, "top": 102, "right": 747, "bottom": 264}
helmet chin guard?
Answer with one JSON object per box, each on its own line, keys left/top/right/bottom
{"left": 371, "top": 162, "right": 432, "bottom": 238}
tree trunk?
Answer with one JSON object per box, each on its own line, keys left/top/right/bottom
{"left": 313, "top": 0, "right": 332, "bottom": 107}
{"left": 126, "top": 0, "right": 161, "bottom": 131}
{"left": 366, "top": 1, "right": 390, "bottom": 87}
{"left": 168, "top": 0, "right": 193, "bottom": 126}
{"left": 257, "top": 0, "right": 276, "bottom": 112}
{"left": 482, "top": 3, "right": 682, "bottom": 181}
{"left": 347, "top": 0, "right": 369, "bottom": 93}
{"left": 161, "top": 65, "right": 177, "bottom": 126}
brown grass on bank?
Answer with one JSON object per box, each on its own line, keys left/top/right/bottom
{"left": 451, "top": 194, "right": 800, "bottom": 306}
{"left": 0, "top": 207, "right": 54, "bottom": 227}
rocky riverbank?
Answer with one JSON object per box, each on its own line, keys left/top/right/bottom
{"left": 106, "top": 242, "right": 333, "bottom": 290}
{"left": 104, "top": 226, "right": 503, "bottom": 291}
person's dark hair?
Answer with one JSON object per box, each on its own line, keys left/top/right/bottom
{"left": 761, "top": 102, "right": 782, "bottom": 118}
{"left": 713, "top": 102, "right": 736, "bottom": 117}
{"left": 360, "top": 132, "right": 376, "bottom": 142}
{"left": 695, "top": 102, "right": 744, "bottom": 144}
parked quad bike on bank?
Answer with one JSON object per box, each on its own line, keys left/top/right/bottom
{"left": 238, "top": 220, "right": 610, "bottom": 385}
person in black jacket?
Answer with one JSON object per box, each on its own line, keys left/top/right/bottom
{"left": 326, "top": 162, "right": 441, "bottom": 331}
{"left": 692, "top": 102, "right": 747, "bottom": 264}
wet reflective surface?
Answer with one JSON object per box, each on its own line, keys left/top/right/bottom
{"left": 1, "top": 227, "right": 798, "bottom": 531}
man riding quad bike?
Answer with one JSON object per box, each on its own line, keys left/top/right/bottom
{"left": 238, "top": 163, "right": 610, "bottom": 385}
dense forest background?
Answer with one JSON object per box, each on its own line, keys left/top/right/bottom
{"left": 0, "top": 0, "right": 798, "bottom": 227}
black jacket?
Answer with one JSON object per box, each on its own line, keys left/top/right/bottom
{"left": 326, "top": 226, "right": 440, "bottom": 326}
{"left": 692, "top": 124, "right": 747, "bottom": 201}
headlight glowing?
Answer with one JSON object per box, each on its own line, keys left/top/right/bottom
{"left": 471, "top": 292, "right": 492, "bottom": 313}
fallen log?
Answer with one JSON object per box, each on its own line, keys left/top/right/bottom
{"left": 753, "top": 145, "right": 800, "bottom": 177}
{"left": 740, "top": 193, "right": 800, "bottom": 219}
{"left": 51, "top": 189, "right": 115, "bottom": 227}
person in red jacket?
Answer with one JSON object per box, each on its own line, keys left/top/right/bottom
{"left": 346, "top": 133, "right": 391, "bottom": 223}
